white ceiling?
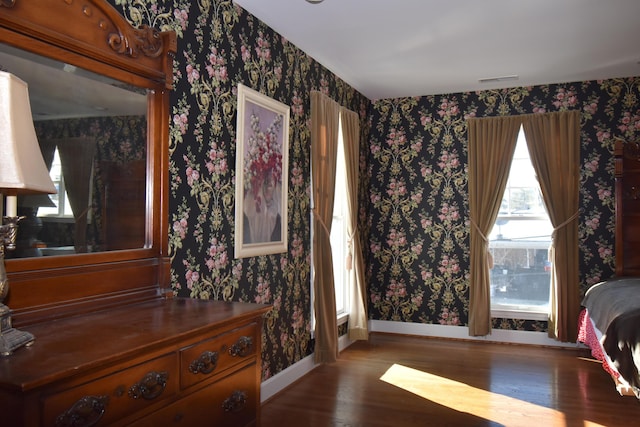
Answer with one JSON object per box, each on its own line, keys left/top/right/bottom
{"left": 233, "top": 0, "right": 640, "bottom": 100}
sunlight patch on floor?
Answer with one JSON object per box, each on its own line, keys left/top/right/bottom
{"left": 380, "top": 364, "right": 605, "bottom": 427}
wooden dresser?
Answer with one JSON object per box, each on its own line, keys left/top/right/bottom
{"left": 0, "top": 299, "right": 269, "bottom": 426}
{"left": 0, "top": 1, "right": 269, "bottom": 426}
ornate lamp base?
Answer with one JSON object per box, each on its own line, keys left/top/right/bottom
{"left": 0, "top": 216, "right": 35, "bottom": 356}
{"left": 0, "top": 303, "right": 34, "bottom": 356}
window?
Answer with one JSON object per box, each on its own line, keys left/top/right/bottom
{"left": 310, "top": 115, "right": 350, "bottom": 333}
{"left": 489, "top": 126, "right": 552, "bottom": 319}
{"left": 331, "top": 117, "right": 349, "bottom": 321}
{"left": 37, "top": 147, "right": 74, "bottom": 217}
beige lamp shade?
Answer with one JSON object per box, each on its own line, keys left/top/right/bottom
{"left": 0, "top": 71, "right": 57, "bottom": 196}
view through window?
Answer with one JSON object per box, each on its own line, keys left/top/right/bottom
{"left": 330, "top": 117, "right": 349, "bottom": 318}
{"left": 489, "top": 127, "right": 552, "bottom": 317}
{"left": 38, "top": 147, "right": 73, "bottom": 217}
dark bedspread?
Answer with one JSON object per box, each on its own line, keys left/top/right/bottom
{"left": 581, "top": 277, "right": 640, "bottom": 332}
{"left": 581, "top": 277, "right": 640, "bottom": 394}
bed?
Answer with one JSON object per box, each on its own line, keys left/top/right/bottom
{"left": 577, "top": 139, "right": 640, "bottom": 399}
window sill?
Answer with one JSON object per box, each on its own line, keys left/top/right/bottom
{"left": 310, "top": 313, "right": 349, "bottom": 340}
{"left": 41, "top": 216, "right": 75, "bottom": 224}
{"left": 491, "top": 308, "right": 548, "bottom": 321}
{"left": 337, "top": 312, "right": 349, "bottom": 327}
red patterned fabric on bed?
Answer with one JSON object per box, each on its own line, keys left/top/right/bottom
{"left": 578, "top": 278, "right": 640, "bottom": 398}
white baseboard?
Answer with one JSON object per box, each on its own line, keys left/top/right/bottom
{"left": 369, "top": 319, "right": 584, "bottom": 349}
{"left": 260, "top": 333, "right": 354, "bottom": 403}
{"left": 260, "top": 353, "right": 315, "bottom": 403}
{"left": 337, "top": 331, "right": 354, "bottom": 352}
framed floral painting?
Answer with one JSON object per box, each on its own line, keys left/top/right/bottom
{"left": 235, "top": 83, "right": 290, "bottom": 258}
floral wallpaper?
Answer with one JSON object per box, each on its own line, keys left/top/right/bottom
{"left": 109, "top": 0, "right": 370, "bottom": 381}
{"left": 368, "top": 79, "right": 640, "bottom": 331}
{"left": 106, "top": 0, "right": 640, "bottom": 381}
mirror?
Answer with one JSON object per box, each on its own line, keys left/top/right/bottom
{"left": 1, "top": 0, "right": 175, "bottom": 328}
{"left": 0, "top": 43, "right": 148, "bottom": 257}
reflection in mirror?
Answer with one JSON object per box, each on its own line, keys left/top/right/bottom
{"left": 0, "top": 43, "right": 148, "bottom": 258}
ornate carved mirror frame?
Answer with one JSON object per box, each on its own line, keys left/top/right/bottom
{"left": 0, "top": 0, "right": 176, "bottom": 327}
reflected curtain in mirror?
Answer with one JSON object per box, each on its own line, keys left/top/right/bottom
{"left": 38, "top": 138, "right": 56, "bottom": 174}
{"left": 55, "top": 137, "right": 97, "bottom": 253}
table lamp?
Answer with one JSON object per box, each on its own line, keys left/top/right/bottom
{"left": 0, "top": 70, "right": 57, "bottom": 355}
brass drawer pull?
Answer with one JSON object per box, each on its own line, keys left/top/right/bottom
{"left": 128, "top": 371, "right": 168, "bottom": 400}
{"left": 55, "top": 395, "right": 109, "bottom": 427}
{"left": 228, "top": 336, "right": 253, "bottom": 357}
{"left": 189, "top": 350, "right": 219, "bottom": 375}
{"left": 222, "top": 390, "right": 247, "bottom": 413}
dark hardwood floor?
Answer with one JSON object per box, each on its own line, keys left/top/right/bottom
{"left": 260, "top": 333, "right": 640, "bottom": 426}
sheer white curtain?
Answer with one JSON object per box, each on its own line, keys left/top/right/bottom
{"left": 340, "top": 107, "right": 368, "bottom": 341}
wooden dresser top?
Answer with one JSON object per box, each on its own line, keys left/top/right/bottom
{"left": 0, "top": 299, "right": 269, "bottom": 392}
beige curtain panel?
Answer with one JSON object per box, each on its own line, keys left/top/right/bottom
{"left": 522, "top": 110, "right": 580, "bottom": 342}
{"left": 55, "top": 136, "right": 97, "bottom": 254}
{"left": 310, "top": 91, "right": 340, "bottom": 363}
{"left": 39, "top": 138, "right": 57, "bottom": 172}
{"left": 467, "top": 116, "right": 521, "bottom": 336}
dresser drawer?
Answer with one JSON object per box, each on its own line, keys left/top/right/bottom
{"left": 180, "top": 323, "right": 257, "bottom": 389}
{"left": 132, "top": 362, "right": 258, "bottom": 427}
{"left": 43, "top": 353, "right": 178, "bottom": 426}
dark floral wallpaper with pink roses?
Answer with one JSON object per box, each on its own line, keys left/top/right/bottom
{"left": 109, "top": 0, "right": 370, "bottom": 381}
{"left": 368, "top": 79, "right": 640, "bottom": 332}
{"left": 108, "top": 0, "right": 640, "bottom": 380}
